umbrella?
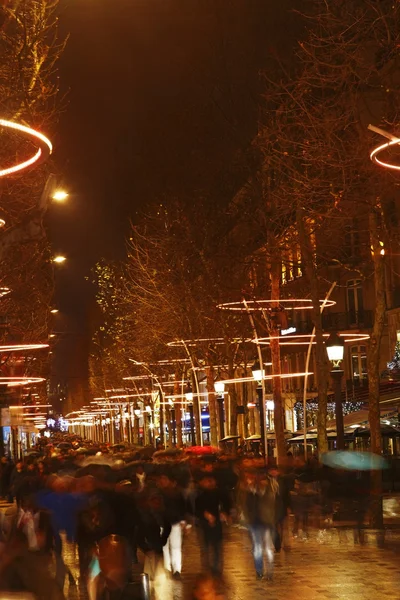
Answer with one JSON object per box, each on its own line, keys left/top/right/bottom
{"left": 321, "top": 450, "right": 389, "bottom": 471}
{"left": 111, "top": 443, "right": 126, "bottom": 452}
{"left": 184, "top": 446, "right": 220, "bottom": 455}
{"left": 153, "top": 448, "right": 183, "bottom": 459}
{"left": 57, "top": 442, "right": 72, "bottom": 450}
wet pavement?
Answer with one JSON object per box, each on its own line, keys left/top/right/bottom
{"left": 1, "top": 498, "right": 399, "bottom": 599}
{"left": 60, "top": 523, "right": 400, "bottom": 600}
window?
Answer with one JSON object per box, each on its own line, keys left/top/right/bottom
{"left": 344, "top": 220, "right": 360, "bottom": 258}
{"left": 347, "top": 280, "right": 364, "bottom": 325}
{"left": 351, "top": 345, "right": 367, "bottom": 381}
{"left": 281, "top": 242, "right": 302, "bottom": 285}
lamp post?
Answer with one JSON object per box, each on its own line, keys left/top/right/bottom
{"left": 326, "top": 332, "right": 345, "bottom": 451}
{"left": 185, "top": 384, "right": 195, "bottom": 445}
{"left": 251, "top": 359, "right": 268, "bottom": 458}
{"left": 214, "top": 381, "right": 225, "bottom": 440}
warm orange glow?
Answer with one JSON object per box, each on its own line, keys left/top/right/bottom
{"left": 0, "top": 119, "right": 52, "bottom": 177}
{"left": 370, "top": 137, "right": 400, "bottom": 170}
{"left": 217, "top": 299, "right": 336, "bottom": 312}
{"left": 1, "top": 377, "right": 45, "bottom": 387}
{"left": 0, "top": 343, "right": 48, "bottom": 353}
{"left": 10, "top": 404, "right": 51, "bottom": 409}
{"left": 215, "top": 372, "right": 314, "bottom": 386}
{"left": 53, "top": 255, "right": 66, "bottom": 264}
{"left": 255, "top": 332, "right": 369, "bottom": 345}
{"left": 52, "top": 190, "right": 68, "bottom": 202}
{"left": 167, "top": 337, "right": 251, "bottom": 347}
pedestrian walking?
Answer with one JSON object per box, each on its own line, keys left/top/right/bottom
{"left": 195, "top": 473, "right": 230, "bottom": 577}
{"left": 157, "top": 472, "right": 188, "bottom": 579}
{"left": 237, "top": 469, "right": 278, "bottom": 581}
{"left": 10, "top": 460, "right": 26, "bottom": 506}
{"left": 0, "top": 456, "right": 13, "bottom": 502}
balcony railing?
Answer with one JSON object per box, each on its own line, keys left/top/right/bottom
{"left": 322, "top": 310, "right": 373, "bottom": 331}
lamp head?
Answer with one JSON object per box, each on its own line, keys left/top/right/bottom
{"left": 251, "top": 359, "right": 265, "bottom": 383}
{"left": 214, "top": 381, "right": 225, "bottom": 394}
{"left": 326, "top": 332, "right": 344, "bottom": 367}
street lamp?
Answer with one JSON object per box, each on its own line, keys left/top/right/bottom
{"left": 50, "top": 309, "right": 59, "bottom": 314}
{"left": 326, "top": 332, "right": 345, "bottom": 450}
{"left": 185, "top": 383, "right": 195, "bottom": 445}
{"left": 214, "top": 381, "right": 225, "bottom": 439}
{"left": 251, "top": 360, "right": 265, "bottom": 383}
{"left": 251, "top": 359, "right": 267, "bottom": 457}
{"left": 52, "top": 190, "right": 68, "bottom": 202}
{"left": 52, "top": 255, "right": 66, "bottom": 264}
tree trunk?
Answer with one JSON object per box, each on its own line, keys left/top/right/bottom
{"left": 269, "top": 259, "right": 286, "bottom": 463}
{"left": 297, "top": 209, "right": 330, "bottom": 455}
{"left": 227, "top": 345, "right": 238, "bottom": 436}
{"left": 192, "top": 373, "right": 201, "bottom": 445}
{"left": 368, "top": 208, "right": 386, "bottom": 529}
{"left": 206, "top": 365, "right": 219, "bottom": 447}
{"left": 174, "top": 371, "right": 183, "bottom": 447}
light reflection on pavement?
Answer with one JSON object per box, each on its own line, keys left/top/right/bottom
{"left": 62, "top": 522, "right": 400, "bottom": 600}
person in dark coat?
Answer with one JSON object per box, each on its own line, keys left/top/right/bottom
{"left": 157, "top": 472, "right": 189, "bottom": 578}
{"left": 137, "top": 488, "right": 171, "bottom": 581}
{"left": 10, "top": 460, "right": 26, "bottom": 506}
{"left": 0, "top": 456, "right": 13, "bottom": 501}
{"left": 195, "top": 473, "right": 231, "bottom": 577}
{"left": 237, "top": 470, "right": 278, "bottom": 580}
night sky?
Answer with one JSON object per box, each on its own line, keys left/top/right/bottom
{"left": 51, "top": 0, "right": 300, "bottom": 390}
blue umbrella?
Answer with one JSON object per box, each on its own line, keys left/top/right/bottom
{"left": 321, "top": 450, "right": 389, "bottom": 471}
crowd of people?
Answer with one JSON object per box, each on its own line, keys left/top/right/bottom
{"left": 0, "top": 444, "right": 373, "bottom": 599}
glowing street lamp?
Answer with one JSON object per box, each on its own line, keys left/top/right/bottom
{"left": 214, "top": 381, "right": 226, "bottom": 439}
{"left": 52, "top": 190, "right": 68, "bottom": 202}
{"left": 214, "top": 381, "right": 225, "bottom": 395}
{"left": 251, "top": 359, "right": 266, "bottom": 456}
{"left": 52, "top": 255, "right": 66, "bottom": 264}
{"left": 185, "top": 385, "right": 194, "bottom": 402}
{"left": 326, "top": 332, "right": 345, "bottom": 367}
{"left": 326, "top": 332, "right": 345, "bottom": 450}
{"left": 185, "top": 383, "right": 196, "bottom": 445}
{"left": 50, "top": 309, "right": 59, "bottom": 314}
{"left": 251, "top": 360, "right": 265, "bottom": 384}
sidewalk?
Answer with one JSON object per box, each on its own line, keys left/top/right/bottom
{"left": 147, "top": 525, "right": 400, "bottom": 600}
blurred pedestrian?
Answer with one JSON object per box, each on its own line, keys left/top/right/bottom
{"left": 137, "top": 489, "right": 171, "bottom": 581}
{"left": 237, "top": 470, "right": 278, "bottom": 581}
{"left": 0, "top": 457, "right": 13, "bottom": 502}
{"left": 10, "top": 460, "right": 26, "bottom": 506}
{"left": 157, "top": 473, "right": 188, "bottom": 579}
{"left": 195, "top": 473, "right": 230, "bottom": 577}
{"left": 291, "top": 475, "right": 319, "bottom": 540}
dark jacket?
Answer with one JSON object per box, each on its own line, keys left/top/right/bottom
{"left": 10, "top": 468, "right": 26, "bottom": 498}
{"left": 237, "top": 479, "right": 278, "bottom": 527}
{"left": 195, "top": 487, "right": 231, "bottom": 524}
{"left": 161, "top": 488, "right": 188, "bottom": 525}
